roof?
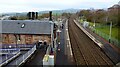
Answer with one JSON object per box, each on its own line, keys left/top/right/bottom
{"left": 1, "top": 20, "right": 53, "bottom": 35}
{"left": 108, "top": 4, "right": 120, "bottom": 10}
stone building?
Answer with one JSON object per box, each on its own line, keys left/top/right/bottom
{"left": 0, "top": 20, "right": 53, "bottom": 48}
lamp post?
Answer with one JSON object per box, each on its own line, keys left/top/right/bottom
{"left": 93, "top": 19, "right": 96, "bottom": 27}
{"left": 93, "top": 11, "right": 96, "bottom": 32}
{"left": 109, "top": 21, "right": 112, "bottom": 43}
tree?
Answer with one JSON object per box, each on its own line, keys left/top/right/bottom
{"left": 77, "top": 4, "right": 120, "bottom": 27}
{"left": 42, "top": 13, "right": 49, "bottom": 18}
{"left": 10, "top": 16, "right": 17, "bottom": 20}
{"left": 62, "top": 12, "right": 71, "bottom": 19}
{"left": 17, "top": 16, "right": 28, "bottom": 20}
{"left": 95, "top": 9, "right": 107, "bottom": 23}
{"left": 108, "top": 7, "right": 119, "bottom": 26}
{"left": 78, "top": 10, "right": 93, "bottom": 22}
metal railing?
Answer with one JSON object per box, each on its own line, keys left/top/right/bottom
{"left": 0, "top": 48, "right": 20, "bottom": 55}
{"left": 19, "top": 45, "right": 36, "bottom": 66}
{"left": 46, "top": 45, "right": 51, "bottom": 55}
{"left": 93, "top": 29, "right": 120, "bottom": 47}
{"left": 9, "top": 45, "right": 36, "bottom": 66}
{"left": 76, "top": 19, "right": 120, "bottom": 48}
{"left": 1, "top": 44, "right": 34, "bottom": 49}
{"left": 0, "top": 49, "right": 21, "bottom": 66}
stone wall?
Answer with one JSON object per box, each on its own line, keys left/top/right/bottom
{"left": 1, "top": 34, "right": 51, "bottom": 45}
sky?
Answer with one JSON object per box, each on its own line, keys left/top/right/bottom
{"left": 0, "top": 0, "right": 119, "bottom": 13}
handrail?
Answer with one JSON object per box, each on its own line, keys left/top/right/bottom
{"left": 46, "top": 45, "right": 51, "bottom": 55}
{"left": 18, "top": 45, "right": 36, "bottom": 66}
{"left": 0, "top": 51, "right": 20, "bottom": 66}
{"left": 0, "top": 45, "right": 36, "bottom": 66}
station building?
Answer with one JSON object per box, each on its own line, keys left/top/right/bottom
{"left": 0, "top": 20, "right": 53, "bottom": 48}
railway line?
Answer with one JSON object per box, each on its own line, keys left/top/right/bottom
{"left": 68, "top": 18, "right": 114, "bottom": 66}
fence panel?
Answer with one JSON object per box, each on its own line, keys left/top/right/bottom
{"left": 94, "top": 29, "right": 120, "bottom": 47}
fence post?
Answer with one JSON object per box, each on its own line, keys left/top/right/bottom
{"left": 5, "top": 55, "right": 8, "bottom": 63}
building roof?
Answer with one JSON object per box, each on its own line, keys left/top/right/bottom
{"left": 108, "top": 4, "right": 120, "bottom": 10}
{"left": 1, "top": 20, "right": 53, "bottom": 35}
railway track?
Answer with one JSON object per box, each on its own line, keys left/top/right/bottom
{"left": 68, "top": 18, "right": 114, "bottom": 66}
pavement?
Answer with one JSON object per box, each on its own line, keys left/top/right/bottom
{"left": 55, "top": 21, "right": 75, "bottom": 66}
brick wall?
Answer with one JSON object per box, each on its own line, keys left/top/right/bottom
{"left": 1, "top": 34, "right": 51, "bottom": 45}
{"left": 2, "top": 34, "right": 9, "bottom": 44}
{"left": 33, "top": 35, "right": 51, "bottom": 45}
{"left": 8, "top": 34, "right": 16, "bottom": 44}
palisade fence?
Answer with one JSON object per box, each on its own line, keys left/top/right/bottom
{"left": 91, "top": 28, "right": 120, "bottom": 47}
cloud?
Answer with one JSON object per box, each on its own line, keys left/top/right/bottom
{"left": 0, "top": 0, "right": 119, "bottom": 13}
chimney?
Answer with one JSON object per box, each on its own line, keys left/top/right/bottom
{"left": 27, "top": 12, "right": 32, "bottom": 19}
{"left": 49, "top": 11, "right": 52, "bottom": 21}
{"left": 36, "top": 12, "right": 38, "bottom": 19}
{"left": 32, "top": 12, "right": 35, "bottom": 20}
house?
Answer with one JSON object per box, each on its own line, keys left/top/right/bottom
{"left": 108, "top": 4, "right": 120, "bottom": 11}
{"left": 0, "top": 20, "right": 53, "bottom": 48}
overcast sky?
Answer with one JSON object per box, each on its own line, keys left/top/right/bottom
{"left": 0, "top": 0, "right": 119, "bottom": 13}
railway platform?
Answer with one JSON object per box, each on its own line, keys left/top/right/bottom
{"left": 55, "top": 20, "right": 75, "bottom": 65}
